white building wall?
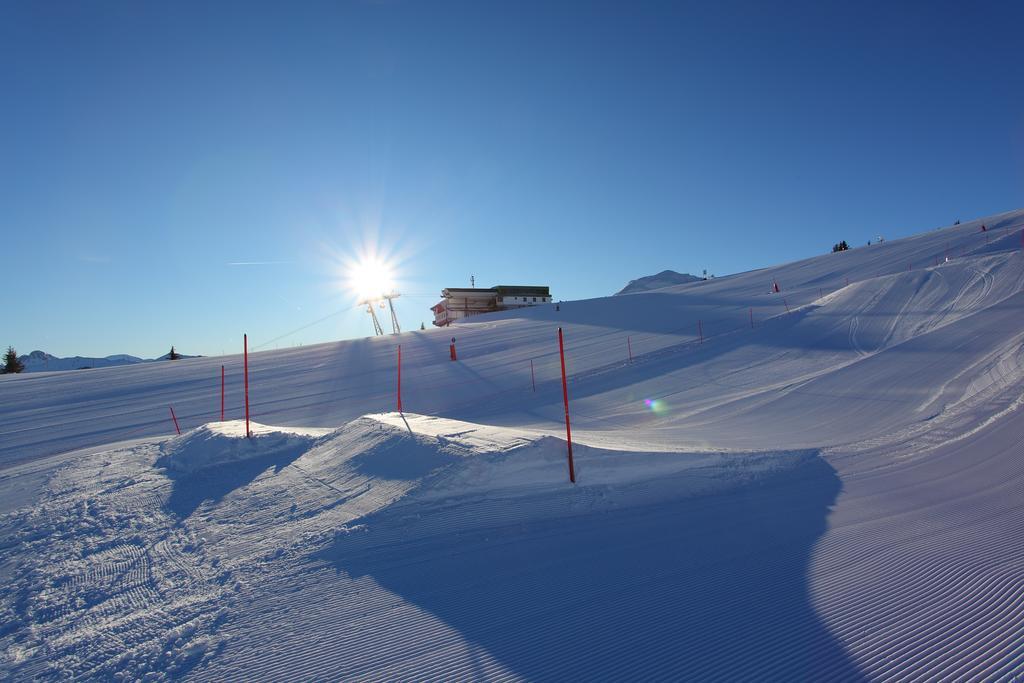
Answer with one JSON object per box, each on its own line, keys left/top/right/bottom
{"left": 497, "top": 296, "right": 552, "bottom": 307}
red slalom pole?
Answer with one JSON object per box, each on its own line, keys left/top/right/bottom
{"left": 783, "top": 298, "right": 791, "bottom": 314}
{"left": 557, "top": 327, "right": 576, "bottom": 484}
{"left": 627, "top": 336, "right": 633, "bottom": 363}
{"left": 530, "top": 359, "right": 536, "bottom": 392}
{"left": 220, "top": 365, "right": 225, "bottom": 422}
{"left": 749, "top": 307, "right": 754, "bottom": 328}
{"left": 243, "top": 333, "right": 251, "bottom": 438}
{"left": 169, "top": 406, "right": 181, "bottom": 435}
{"left": 397, "top": 345, "right": 403, "bottom": 413}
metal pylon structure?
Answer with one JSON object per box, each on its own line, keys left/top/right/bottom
{"left": 358, "top": 291, "right": 401, "bottom": 336}
{"left": 383, "top": 291, "right": 401, "bottom": 334}
{"left": 360, "top": 299, "right": 385, "bottom": 336}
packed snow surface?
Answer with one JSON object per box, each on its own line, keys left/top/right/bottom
{"left": 3, "top": 209, "right": 1024, "bottom": 680}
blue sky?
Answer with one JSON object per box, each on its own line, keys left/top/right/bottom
{"left": 2, "top": 1, "right": 1022, "bottom": 358}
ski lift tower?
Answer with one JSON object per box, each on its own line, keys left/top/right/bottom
{"left": 382, "top": 291, "right": 402, "bottom": 334}
{"left": 358, "top": 298, "right": 385, "bottom": 336}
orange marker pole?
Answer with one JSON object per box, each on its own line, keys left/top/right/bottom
{"left": 558, "top": 327, "right": 576, "bottom": 484}
{"left": 244, "top": 334, "right": 251, "bottom": 437}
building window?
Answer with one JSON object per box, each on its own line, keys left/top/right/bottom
{"left": 533, "top": 297, "right": 537, "bottom": 302}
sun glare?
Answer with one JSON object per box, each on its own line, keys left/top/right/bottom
{"left": 347, "top": 256, "right": 395, "bottom": 302}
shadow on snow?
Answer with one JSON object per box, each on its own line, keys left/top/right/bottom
{"left": 318, "top": 452, "right": 864, "bottom": 681}
{"left": 161, "top": 449, "right": 307, "bottom": 519}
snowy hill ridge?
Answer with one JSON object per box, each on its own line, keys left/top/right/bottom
{"left": 17, "top": 349, "right": 199, "bottom": 372}
{"left": 615, "top": 269, "right": 702, "bottom": 294}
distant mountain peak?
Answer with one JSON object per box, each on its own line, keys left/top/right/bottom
{"left": 16, "top": 350, "right": 199, "bottom": 373}
{"left": 616, "top": 270, "right": 703, "bottom": 295}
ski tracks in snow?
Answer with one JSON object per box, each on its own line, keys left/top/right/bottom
{"left": 813, "top": 405, "right": 1024, "bottom": 681}
{"left": 0, "top": 448, "right": 229, "bottom": 680}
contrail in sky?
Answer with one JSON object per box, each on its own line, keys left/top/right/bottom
{"left": 227, "top": 261, "right": 292, "bottom": 266}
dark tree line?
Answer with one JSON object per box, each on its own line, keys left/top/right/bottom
{"left": 2, "top": 346, "right": 25, "bottom": 373}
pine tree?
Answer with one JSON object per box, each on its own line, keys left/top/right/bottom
{"left": 169, "top": 346, "right": 180, "bottom": 360}
{"left": 3, "top": 346, "right": 25, "bottom": 374}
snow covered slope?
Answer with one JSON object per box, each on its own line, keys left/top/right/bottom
{"left": 2, "top": 208, "right": 1024, "bottom": 680}
{"left": 3, "top": 210, "right": 1021, "bottom": 466}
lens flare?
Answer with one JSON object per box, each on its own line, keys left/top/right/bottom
{"left": 643, "top": 398, "right": 668, "bottom": 414}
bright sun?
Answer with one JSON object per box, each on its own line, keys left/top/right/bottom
{"left": 347, "top": 257, "right": 395, "bottom": 302}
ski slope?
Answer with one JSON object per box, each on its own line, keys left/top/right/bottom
{"left": 2, "top": 209, "right": 1024, "bottom": 680}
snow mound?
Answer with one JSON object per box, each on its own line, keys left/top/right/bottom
{"left": 292, "top": 413, "right": 812, "bottom": 522}
{"left": 157, "top": 420, "right": 330, "bottom": 473}
{"left": 148, "top": 412, "right": 811, "bottom": 543}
